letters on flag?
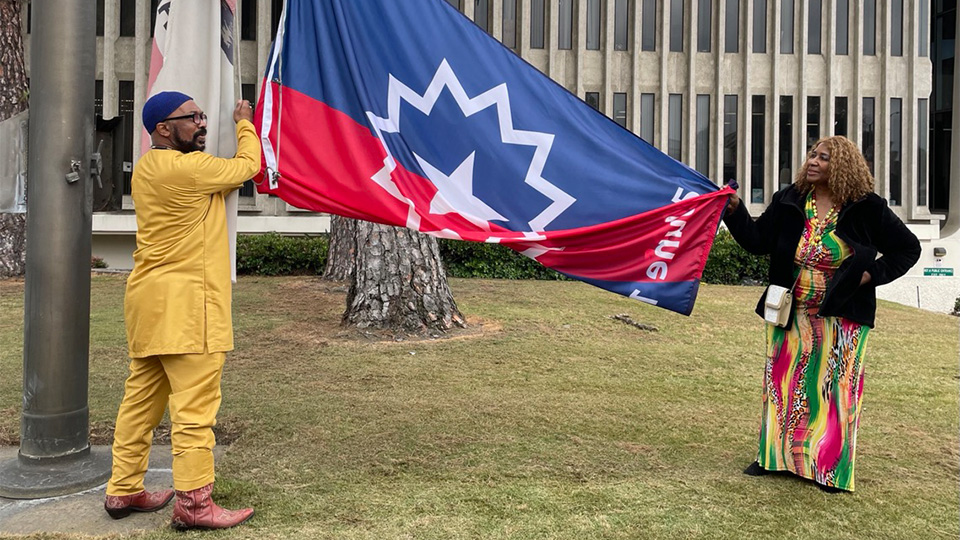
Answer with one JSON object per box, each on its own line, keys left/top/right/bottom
{"left": 254, "top": 0, "right": 733, "bottom": 315}
{"left": 146, "top": 0, "right": 241, "bottom": 280}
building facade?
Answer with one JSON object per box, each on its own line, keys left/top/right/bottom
{"left": 18, "top": 1, "right": 960, "bottom": 307}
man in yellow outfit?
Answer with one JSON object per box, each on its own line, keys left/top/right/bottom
{"left": 103, "top": 91, "right": 261, "bottom": 531}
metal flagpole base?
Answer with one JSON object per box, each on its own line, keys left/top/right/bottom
{"left": 0, "top": 447, "right": 111, "bottom": 499}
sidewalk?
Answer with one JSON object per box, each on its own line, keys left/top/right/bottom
{"left": 0, "top": 445, "right": 185, "bottom": 537}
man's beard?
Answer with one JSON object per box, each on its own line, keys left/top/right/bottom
{"left": 171, "top": 127, "right": 206, "bottom": 153}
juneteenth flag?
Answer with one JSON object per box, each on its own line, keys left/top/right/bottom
{"left": 254, "top": 0, "right": 733, "bottom": 315}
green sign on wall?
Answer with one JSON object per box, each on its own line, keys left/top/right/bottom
{"left": 923, "top": 267, "right": 954, "bottom": 276}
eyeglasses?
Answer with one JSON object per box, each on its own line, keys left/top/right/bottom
{"left": 162, "top": 111, "right": 207, "bottom": 125}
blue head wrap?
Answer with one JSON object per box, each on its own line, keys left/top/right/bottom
{"left": 142, "top": 91, "right": 193, "bottom": 134}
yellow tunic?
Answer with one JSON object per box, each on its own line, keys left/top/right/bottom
{"left": 124, "top": 120, "right": 261, "bottom": 358}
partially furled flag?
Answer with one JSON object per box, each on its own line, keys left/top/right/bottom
{"left": 144, "top": 0, "right": 241, "bottom": 280}
{"left": 255, "top": 0, "right": 733, "bottom": 315}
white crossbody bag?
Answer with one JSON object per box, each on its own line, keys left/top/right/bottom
{"left": 763, "top": 243, "right": 817, "bottom": 328}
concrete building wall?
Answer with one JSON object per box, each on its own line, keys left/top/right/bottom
{"left": 17, "top": 1, "right": 960, "bottom": 309}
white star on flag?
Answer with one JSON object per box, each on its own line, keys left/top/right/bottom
{"left": 414, "top": 151, "right": 507, "bottom": 227}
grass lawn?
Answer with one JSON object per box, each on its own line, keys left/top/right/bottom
{"left": 0, "top": 275, "right": 957, "bottom": 539}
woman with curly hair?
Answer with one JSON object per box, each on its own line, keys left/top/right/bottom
{"left": 723, "top": 135, "right": 920, "bottom": 492}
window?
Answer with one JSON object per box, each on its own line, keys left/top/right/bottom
{"left": 834, "top": 97, "right": 848, "bottom": 137}
{"left": 240, "top": 84, "right": 258, "bottom": 197}
{"left": 807, "top": 0, "right": 821, "bottom": 54}
{"left": 614, "top": 93, "right": 628, "bottom": 128}
{"left": 863, "top": 0, "right": 876, "bottom": 56}
{"left": 753, "top": 0, "right": 766, "bottom": 53}
{"left": 119, "top": 0, "right": 135, "bottom": 36}
{"left": 806, "top": 97, "right": 821, "bottom": 151}
{"left": 670, "top": 0, "right": 684, "bottom": 52}
{"left": 725, "top": 0, "right": 739, "bottom": 53}
{"left": 668, "top": 94, "right": 683, "bottom": 160}
{"left": 119, "top": 81, "right": 135, "bottom": 195}
{"left": 587, "top": 0, "right": 601, "bottom": 50}
{"left": 836, "top": 0, "right": 848, "bottom": 55}
{"left": 530, "top": 0, "right": 545, "bottom": 49}
{"left": 889, "top": 98, "right": 902, "bottom": 205}
{"left": 698, "top": 0, "right": 712, "bottom": 52}
{"left": 641, "top": 93, "right": 655, "bottom": 143}
{"left": 751, "top": 96, "right": 765, "bottom": 202}
{"left": 723, "top": 95, "right": 738, "bottom": 184}
{"left": 780, "top": 0, "right": 794, "bottom": 53}
{"left": 891, "top": 0, "right": 903, "bottom": 57}
{"left": 271, "top": 0, "right": 283, "bottom": 39}
{"left": 696, "top": 95, "right": 711, "bottom": 176}
{"left": 150, "top": 0, "right": 160, "bottom": 37}
{"left": 862, "top": 97, "right": 876, "bottom": 175}
{"left": 559, "top": 0, "right": 573, "bottom": 49}
{"left": 476, "top": 0, "right": 491, "bottom": 34}
{"left": 585, "top": 92, "right": 601, "bottom": 111}
{"left": 778, "top": 96, "right": 793, "bottom": 189}
{"left": 95, "top": 80, "right": 104, "bottom": 118}
{"left": 96, "top": 0, "right": 104, "bottom": 36}
{"left": 918, "top": 98, "right": 929, "bottom": 206}
{"left": 642, "top": 0, "right": 657, "bottom": 51}
{"left": 920, "top": 0, "right": 930, "bottom": 57}
{"left": 502, "top": 0, "right": 517, "bottom": 48}
{"left": 241, "top": 0, "right": 257, "bottom": 41}
{"left": 445, "top": 0, "right": 461, "bottom": 9}
{"left": 615, "top": 0, "right": 629, "bottom": 51}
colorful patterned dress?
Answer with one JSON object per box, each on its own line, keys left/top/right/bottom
{"left": 758, "top": 192, "right": 870, "bottom": 491}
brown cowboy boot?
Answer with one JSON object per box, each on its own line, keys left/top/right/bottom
{"left": 170, "top": 483, "right": 254, "bottom": 531}
{"left": 104, "top": 488, "right": 175, "bottom": 519}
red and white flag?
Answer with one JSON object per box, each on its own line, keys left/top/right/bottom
{"left": 144, "top": 0, "right": 241, "bottom": 279}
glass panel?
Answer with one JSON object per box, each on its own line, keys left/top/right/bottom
{"left": 502, "top": 0, "right": 517, "bottom": 48}
{"left": 585, "top": 92, "right": 601, "bottom": 111}
{"left": 614, "top": 93, "right": 628, "bottom": 128}
{"left": 808, "top": 0, "right": 821, "bottom": 54}
{"left": 150, "top": 0, "right": 159, "bottom": 37}
{"left": 778, "top": 96, "right": 793, "bottom": 190}
{"left": 670, "top": 0, "right": 684, "bottom": 52}
{"left": 120, "top": 0, "right": 135, "bottom": 37}
{"left": 641, "top": 93, "right": 655, "bottom": 143}
{"left": 615, "top": 0, "right": 629, "bottom": 51}
{"left": 891, "top": 0, "right": 903, "bottom": 56}
{"left": 642, "top": 0, "right": 657, "bottom": 51}
{"left": 780, "top": 0, "right": 794, "bottom": 53}
{"left": 696, "top": 95, "right": 711, "bottom": 176}
{"left": 723, "top": 95, "right": 738, "bottom": 184}
{"left": 836, "top": 0, "right": 848, "bottom": 55}
{"left": 476, "top": 0, "right": 490, "bottom": 33}
{"left": 668, "top": 94, "right": 683, "bottom": 160}
{"left": 751, "top": 95, "right": 766, "bottom": 203}
{"left": 834, "top": 96, "right": 848, "bottom": 137}
{"left": 920, "top": 0, "right": 929, "bottom": 57}
{"left": 753, "top": 0, "right": 766, "bottom": 53}
{"left": 806, "top": 96, "right": 821, "bottom": 150}
{"left": 97, "top": 0, "right": 104, "bottom": 37}
{"left": 725, "top": 0, "right": 739, "bottom": 53}
{"left": 95, "top": 80, "right": 103, "bottom": 118}
{"left": 890, "top": 98, "right": 902, "bottom": 205}
{"left": 587, "top": 0, "right": 601, "bottom": 50}
{"left": 241, "top": 0, "right": 257, "bottom": 41}
{"left": 119, "top": 81, "right": 135, "bottom": 195}
{"left": 531, "top": 0, "right": 545, "bottom": 49}
{"left": 863, "top": 0, "right": 876, "bottom": 56}
{"left": 862, "top": 97, "right": 876, "bottom": 175}
{"left": 698, "top": 0, "right": 712, "bottom": 52}
{"left": 559, "top": 0, "right": 573, "bottom": 49}
{"left": 918, "top": 99, "right": 929, "bottom": 206}
{"left": 271, "top": 0, "right": 283, "bottom": 39}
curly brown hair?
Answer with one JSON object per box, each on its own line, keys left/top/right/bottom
{"left": 794, "top": 135, "right": 874, "bottom": 205}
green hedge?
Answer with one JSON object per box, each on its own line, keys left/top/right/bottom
{"left": 437, "top": 239, "right": 567, "bottom": 280}
{"left": 701, "top": 228, "right": 769, "bottom": 285}
{"left": 235, "top": 229, "right": 767, "bottom": 285}
{"left": 236, "top": 233, "right": 328, "bottom": 276}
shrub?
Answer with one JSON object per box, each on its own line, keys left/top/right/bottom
{"left": 236, "top": 233, "right": 328, "bottom": 276}
{"left": 701, "top": 228, "right": 769, "bottom": 285}
{"left": 438, "top": 239, "right": 568, "bottom": 280}
{"left": 952, "top": 296, "right": 960, "bottom": 317}
{"left": 91, "top": 256, "right": 108, "bottom": 269}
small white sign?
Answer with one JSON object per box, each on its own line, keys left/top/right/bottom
{"left": 122, "top": 161, "right": 133, "bottom": 172}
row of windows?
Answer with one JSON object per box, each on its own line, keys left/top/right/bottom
{"left": 447, "top": 0, "right": 929, "bottom": 57}
{"left": 585, "top": 92, "right": 928, "bottom": 207}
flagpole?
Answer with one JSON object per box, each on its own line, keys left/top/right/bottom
{"left": 0, "top": 0, "right": 110, "bottom": 498}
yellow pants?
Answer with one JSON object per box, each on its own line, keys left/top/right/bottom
{"left": 106, "top": 351, "right": 226, "bottom": 495}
